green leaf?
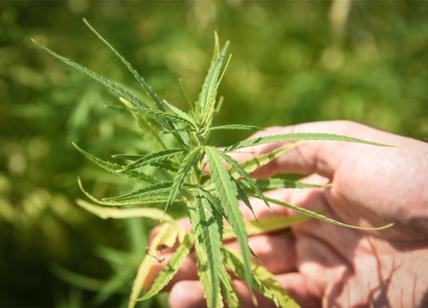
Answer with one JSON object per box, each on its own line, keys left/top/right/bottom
{"left": 235, "top": 181, "right": 257, "bottom": 220}
{"left": 128, "top": 223, "right": 180, "bottom": 308}
{"left": 31, "top": 39, "right": 147, "bottom": 109}
{"left": 178, "top": 78, "right": 193, "bottom": 111}
{"left": 263, "top": 196, "right": 394, "bottom": 231}
{"left": 121, "top": 149, "right": 183, "bottom": 171}
{"left": 111, "top": 153, "right": 143, "bottom": 160}
{"left": 255, "top": 178, "right": 330, "bottom": 191}
{"left": 214, "top": 96, "right": 224, "bottom": 116}
{"left": 83, "top": 18, "right": 188, "bottom": 148}
{"left": 118, "top": 96, "right": 166, "bottom": 150}
{"left": 77, "top": 178, "right": 171, "bottom": 206}
{"left": 214, "top": 148, "right": 269, "bottom": 209}
{"left": 223, "top": 215, "right": 308, "bottom": 240}
{"left": 76, "top": 199, "right": 174, "bottom": 222}
{"left": 133, "top": 113, "right": 166, "bottom": 150}
{"left": 224, "top": 249, "right": 299, "bottom": 308}
{"left": 197, "top": 41, "right": 230, "bottom": 127}
{"left": 199, "top": 42, "right": 229, "bottom": 113}
{"left": 161, "top": 128, "right": 195, "bottom": 135}
{"left": 150, "top": 160, "right": 180, "bottom": 172}
{"left": 189, "top": 194, "right": 223, "bottom": 308}
{"left": 117, "top": 97, "right": 188, "bottom": 152}
{"left": 208, "top": 124, "right": 261, "bottom": 132}
{"left": 129, "top": 256, "right": 157, "bottom": 308}
{"left": 227, "top": 132, "right": 391, "bottom": 151}
{"left": 237, "top": 143, "right": 300, "bottom": 175}
{"left": 102, "top": 182, "right": 173, "bottom": 202}
{"left": 72, "top": 142, "right": 156, "bottom": 183}
{"left": 220, "top": 268, "right": 239, "bottom": 308}
{"left": 32, "top": 34, "right": 184, "bottom": 150}
{"left": 163, "top": 100, "right": 197, "bottom": 128}
{"left": 205, "top": 146, "right": 253, "bottom": 294}
{"left": 138, "top": 234, "right": 194, "bottom": 301}
{"left": 164, "top": 146, "right": 202, "bottom": 214}
{"left": 199, "top": 189, "right": 226, "bottom": 220}
{"left": 83, "top": 18, "right": 164, "bottom": 112}
{"left": 112, "top": 101, "right": 195, "bottom": 128}
{"left": 204, "top": 54, "right": 231, "bottom": 128}
{"left": 211, "top": 31, "right": 220, "bottom": 63}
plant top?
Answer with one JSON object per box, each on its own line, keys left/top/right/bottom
{"left": 33, "top": 19, "right": 392, "bottom": 308}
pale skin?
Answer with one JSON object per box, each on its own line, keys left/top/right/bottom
{"left": 147, "top": 120, "right": 428, "bottom": 307}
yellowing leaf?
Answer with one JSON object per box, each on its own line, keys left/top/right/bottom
{"left": 224, "top": 249, "right": 299, "bottom": 308}
{"left": 31, "top": 39, "right": 146, "bottom": 109}
{"left": 76, "top": 199, "right": 174, "bottom": 222}
{"left": 189, "top": 194, "right": 223, "bottom": 308}
{"left": 77, "top": 178, "right": 170, "bottom": 207}
{"left": 220, "top": 268, "right": 239, "bottom": 308}
{"left": 138, "top": 233, "right": 194, "bottom": 301}
{"left": 128, "top": 223, "right": 180, "bottom": 308}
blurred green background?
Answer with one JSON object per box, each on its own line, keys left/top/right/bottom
{"left": 1, "top": 0, "right": 427, "bottom": 306}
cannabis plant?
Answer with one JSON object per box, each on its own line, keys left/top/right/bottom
{"left": 33, "top": 20, "right": 391, "bottom": 308}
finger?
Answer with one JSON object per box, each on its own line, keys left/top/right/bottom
{"left": 226, "top": 233, "right": 296, "bottom": 274}
{"left": 275, "top": 272, "right": 322, "bottom": 307}
{"left": 231, "top": 279, "right": 278, "bottom": 308}
{"left": 169, "top": 280, "right": 205, "bottom": 308}
{"left": 228, "top": 120, "right": 379, "bottom": 179}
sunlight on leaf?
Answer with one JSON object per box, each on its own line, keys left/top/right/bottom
{"left": 76, "top": 199, "right": 174, "bottom": 222}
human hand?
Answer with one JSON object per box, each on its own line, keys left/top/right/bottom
{"left": 148, "top": 120, "right": 428, "bottom": 307}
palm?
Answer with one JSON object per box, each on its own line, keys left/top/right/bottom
{"left": 283, "top": 163, "right": 426, "bottom": 307}
{"left": 290, "top": 191, "right": 384, "bottom": 307}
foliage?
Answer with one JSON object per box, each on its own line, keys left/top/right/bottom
{"left": 33, "top": 20, "right": 392, "bottom": 308}
{"left": 1, "top": 1, "right": 427, "bottom": 306}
